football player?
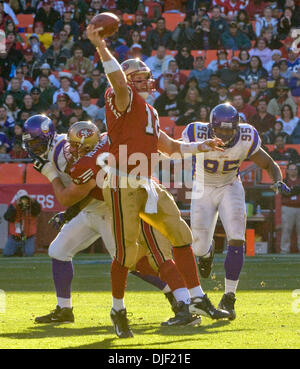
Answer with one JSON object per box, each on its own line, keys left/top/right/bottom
{"left": 86, "top": 25, "right": 227, "bottom": 337}
{"left": 182, "top": 103, "right": 291, "bottom": 319}
{"left": 22, "top": 115, "right": 191, "bottom": 326}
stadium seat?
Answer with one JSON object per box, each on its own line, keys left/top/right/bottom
{"left": 180, "top": 69, "right": 191, "bottom": 77}
{"left": 17, "top": 14, "right": 35, "bottom": 33}
{"left": 25, "top": 163, "right": 50, "bottom": 184}
{"left": 173, "top": 125, "right": 185, "bottom": 139}
{"left": 239, "top": 161, "right": 255, "bottom": 183}
{"left": 122, "top": 13, "right": 135, "bottom": 25}
{"left": 159, "top": 117, "right": 175, "bottom": 137}
{"left": 204, "top": 50, "right": 218, "bottom": 67}
{"left": 261, "top": 161, "right": 288, "bottom": 183}
{"left": 0, "top": 163, "right": 25, "bottom": 184}
{"left": 265, "top": 144, "right": 300, "bottom": 155}
{"left": 191, "top": 50, "right": 205, "bottom": 59}
{"left": 162, "top": 12, "right": 185, "bottom": 31}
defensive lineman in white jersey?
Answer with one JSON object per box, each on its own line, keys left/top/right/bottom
{"left": 182, "top": 103, "right": 290, "bottom": 319}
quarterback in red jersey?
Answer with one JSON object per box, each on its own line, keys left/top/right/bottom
{"left": 86, "top": 24, "right": 226, "bottom": 338}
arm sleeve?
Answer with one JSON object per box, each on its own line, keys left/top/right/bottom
{"left": 30, "top": 200, "right": 41, "bottom": 217}
{"left": 3, "top": 204, "right": 17, "bottom": 222}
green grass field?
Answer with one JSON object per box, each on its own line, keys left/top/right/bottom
{"left": 0, "top": 253, "right": 300, "bottom": 349}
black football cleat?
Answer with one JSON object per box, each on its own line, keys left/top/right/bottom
{"left": 197, "top": 241, "right": 215, "bottom": 278}
{"left": 218, "top": 292, "right": 236, "bottom": 320}
{"left": 189, "top": 294, "right": 230, "bottom": 320}
{"left": 35, "top": 305, "right": 74, "bottom": 324}
{"left": 161, "top": 301, "right": 202, "bottom": 326}
{"left": 110, "top": 308, "right": 134, "bottom": 338}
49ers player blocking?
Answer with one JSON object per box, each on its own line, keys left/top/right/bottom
{"left": 86, "top": 24, "right": 227, "bottom": 337}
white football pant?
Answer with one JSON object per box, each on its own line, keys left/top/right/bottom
{"left": 191, "top": 179, "right": 246, "bottom": 257}
{"left": 48, "top": 201, "right": 115, "bottom": 261}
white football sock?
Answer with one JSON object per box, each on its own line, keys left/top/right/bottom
{"left": 189, "top": 286, "right": 205, "bottom": 298}
{"left": 57, "top": 297, "right": 72, "bottom": 309}
{"left": 112, "top": 297, "right": 125, "bottom": 311}
{"left": 172, "top": 288, "right": 191, "bottom": 305}
{"left": 162, "top": 284, "right": 171, "bottom": 294}
{"left": 225, "top": 278, "right": 239, "bottom": 294}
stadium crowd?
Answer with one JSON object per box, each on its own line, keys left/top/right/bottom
{"left": 0, "top": 0, "right": 300, "bottom": 162}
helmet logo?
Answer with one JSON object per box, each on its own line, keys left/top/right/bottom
{"left": 122, "top": 62, "right": 129, "bottom": 71}
{"left": 221, "top": 122, "right": 233, "bottom": 128}
{"left": 41, "top": 121, "right": 50, "bottom": 133}
{"left": 77, "top": 128, "right": 94, "bottom": 139}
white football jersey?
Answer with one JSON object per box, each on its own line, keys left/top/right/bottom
{"left": 47, "top": 133, "right": 72, "bottom": 187}
{"left": 182, "top": 122, "right": 261, "bottom": 187}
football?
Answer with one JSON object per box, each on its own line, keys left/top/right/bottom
{"left": 90, "top": 12, "right": 120, "bottom": 38}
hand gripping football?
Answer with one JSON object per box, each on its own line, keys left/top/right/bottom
{"left": 90, "top": 12, "right": 120, "bottom": 38}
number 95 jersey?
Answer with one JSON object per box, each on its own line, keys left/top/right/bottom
{"left": 182, "top": 122, "right": 261, "bottom": 187}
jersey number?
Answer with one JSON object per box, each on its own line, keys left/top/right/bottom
{"left": 145, "top": 105, "right": 159, "bottom": 137}
{"left": 204, "top": 159, "right": 240, "bottom": 173}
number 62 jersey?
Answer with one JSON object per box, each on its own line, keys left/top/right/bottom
{"left": 182, "top": 122, "right": 261, "bottom": 187}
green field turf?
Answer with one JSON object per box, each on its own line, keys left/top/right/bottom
{"left": 0, "top": 253, "right": 300, "bottom": 349}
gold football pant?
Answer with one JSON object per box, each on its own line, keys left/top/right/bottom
{"left": 103, "top": 175, "right": 192, "bottom": 268}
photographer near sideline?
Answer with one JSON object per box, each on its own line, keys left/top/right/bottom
{"left": 2, "top": 190, "right": 41, "bottom": 257}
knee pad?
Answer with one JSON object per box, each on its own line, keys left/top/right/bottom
{"left": 192, "top": 228, "right": 211, "bottom": 257}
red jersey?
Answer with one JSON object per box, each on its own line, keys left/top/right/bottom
{"left": 69, "top": 134, "right": 109, "bottom": 201}
{"left": 105, "top": 86, "right": 160, "bottom": 177}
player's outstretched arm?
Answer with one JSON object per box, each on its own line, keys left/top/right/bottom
{"left": 157, "top": 129, "right": 224, "bottom": 157}
{"left": 86, "top": 24, "right": 129, "bottom": 112}
{"left": 249, "top": 147, "right": 290, "bottom": 194}
{"left": 51, "top": 177, "right": 96, "bottom": 207}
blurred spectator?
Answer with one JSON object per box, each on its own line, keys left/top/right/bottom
{"left": 156, "top": 60, "right": 187, "bottom": 93}
{"left": 238, "top": 49, "right": 251, "bottom": 71}
{"left": 236, "top": 9, "right": 256, "bottom": 40}
{"left": 38, "top": 34, "right": 71, "bottom": 71}
{"left": 249, "top": 38, "right": 272, "bottom": 65}
{"left": 289, "top": 67, "right": 300, "bottom": 96}
{"left": 58, "top": 28, "right": 75, "bottom": 52}
{"left": 276, "top": 104, "right": 300, "bottom": 136}
{"left": 217, "top": 57, "right": 241, "bottom": 88}
{"left": 2, "top": 78, "right": 26, "bottom": 107}
{"left": 145, "top": 45, "right": 174, "bottom": 79}
{"left": 30, "top": 21, "right": 53, "bottom": 50}
{"left": 246, "top": 0, "right": 268, "bottom": 20}
{"left": 34, "top": 0, "right": 61, "bottom": 33}
{"left": 81, "top": 69, "right": 107, "bottom": 100}
{"left": 176, "top": 86, "right": 204, "bottom": 126}
{"left": 73, "top": 102, "right": 91, "bottom": 121}
{"left": 279, "top": 59, "right": 293, "bottom": 80}
{"left": 137, "top": 0, "right": 162, "bottom": 22}
{"left": 9, "top": 141, "right": 28, "bottom": 159}
{"left": 172, "top": 16, "right": 194, "bottom": 51}
{"left": 11, "top": 67, "right": 33, "bottom": 93}
{"left": 53, "top": 71, "right": 80, "bottom": 104}
{"left": 30, "top": 87, "right": 48, "bottom": 113}
{"left": 262, "top": 120, "right": 289, "bottom": 144}
{"left": 203, "top": 74, "right": 220, "bottom": 108}
{"left": 280, "top": 162, "right": 300, "bottom": 254}
{"left": 90, "top": 0, "right": 109, "bottom": 14}
{"left": 128, "top": 10, "right": 152, "bottom": 43}
{"left": 210, "top": 5, "right": 229, "bottom": 38}
{"left": 287, "top": 49, "right": 300, "bottom": 73}
{"left": 255, "top": 6, "right": 278, "bottom": 37}
{"left": 20, "top": 47, "right": 36, "bottom": 80}
{"left": 230, "top": 77, "right": 251, "bottom": 102}
{"left": 249, "top": 98, "right": 277, "bottom": 135}
{"left": 277, "top": 6, "right": 293, "bottom": 39}
{"left": 127, "top": 30, "right": 150, "bottom": 58}
{"left": 0, "top": 131, "right": 10, "bottom": 153}
{"left": 285, "top": 0, "right": 300, "bottom": 25}
{"left": 0, "top": 144, "right": 11, "bottom": 159}
{"left": 207, "top": 49, "right": 229, "bottom": 73}
{"left": 34, "top": 63, "right": 60, "bottom": 89}
{"left": 269, "top": 134, "right": 300, "bottom": 161}
{"left": 261, "top": 28, "right": 282, "bottom": 50}
{"left": 188, "top": 55, "right": 212, "bottom": 89}
{"left": 53, "top": 6, "right": 80, "bottom": 41}
{"left": 267, "top": 83, "right": 298, "bottom": 116}
{"left": 268, "top": 64, "right": 282, "bottom": 88}
{"left": 191, "top": 16, "right": 219, "bottom": 50}
{"left": 146, "top": 17, "right": 174, "bottom": 50}
{"left": 71, "top": 0, "right": 90, "bottom": 25}
{"left": 222, "top": 0, "right": 246, "bottom": 20}
{"left": 216, "top": 83, "right": 231, "bottom": 104}
{"left": 3, "top": 94, "right": 21, "bottom": 121}
{"left": 199, "top": 105, "right": 210, "bottom": 122}
{"left": 21, "top": 93, "right": 37, "bottom": 115}
{"left": 117, "top": 0, "right": 139, "bottom": 13}
{"left": 2, "top": 189, "right": 41, "bottom": 257}
{"left": 221, "top": 21, "right": 251, "bottom": 50}
{"left": 80, "top": 93, "right": 104, "bottom": 122}
{"left": 232, "top": 93, "right": 257, "bottom": 121}
{"left": 66, "top": 44, "right": 94, "bottom": 85}
{"left": 240, "top": 55, "right": 268, "bottom": 86}
{"left": 254, "top": 77, "right": 273, "bottom": 103}
{"left": 154, "top": 83, "right": 180, "bottom": 117}
{"left": 175, "top": 46, "right": 194, "bottom": 70}
{"left": 264, "top": 49, "right": 282, "bottom": 74}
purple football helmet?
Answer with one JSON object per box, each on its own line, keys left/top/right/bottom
{"left": 209, "top": 103, "right": 240, "bottom": 147}
{"left": 23, "top": 115, "right": 56, "bottom": 157}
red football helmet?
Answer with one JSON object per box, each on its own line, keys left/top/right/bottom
{"left": 121, "top": 58, "right": 155, "bottom": 98}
